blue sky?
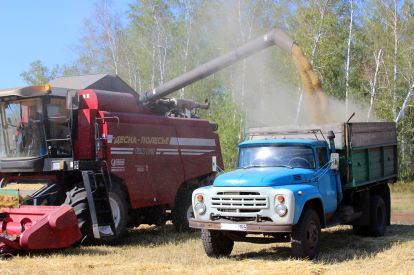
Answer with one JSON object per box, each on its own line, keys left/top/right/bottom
{"left": 0, "top": 0, "right": 132, "bottom": 89}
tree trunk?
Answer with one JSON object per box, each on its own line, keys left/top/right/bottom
{"left": 345, "top": 0, "right": 354, "bottom": 117}
{"left": 367, "top": 49, "right": 383, "bottom": 122}
{"left": 395, "top": 84, "right": 414, "bottom": 124}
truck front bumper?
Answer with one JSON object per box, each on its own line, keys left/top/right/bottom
{"left": 189, "top": 218, "right": 292, "bottom": 233}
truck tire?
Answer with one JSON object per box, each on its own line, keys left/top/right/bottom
{"left": 352, "top": 225, "right": 368, "bottom": 236}
{"left": 291, "top": 208, "right": 321, "bottom": 260}
{"left": 63, "top": 186, "right": 93, "bottom": 244}
{"left": 172, "top": 188, "right": 195, "bottom": 232}
{"left": 201, "top": 229, "right": 234, "bottom": 257}
{"left": 366, "top": 195, "right": 386, "bottom": 237}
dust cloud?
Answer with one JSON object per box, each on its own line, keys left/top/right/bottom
{"left": 232, "top": 40, "right": 377, "bottom": 127}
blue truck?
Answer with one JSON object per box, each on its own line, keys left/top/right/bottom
{"left": 189, "top": 122, "right": 397, "bottom": 259}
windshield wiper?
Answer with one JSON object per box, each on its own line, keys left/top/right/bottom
{"left": 237, "top": 165, "right": 264, "bottom": 169}
{"left": 274, "top": 164, "right": 294, "bottom": 169}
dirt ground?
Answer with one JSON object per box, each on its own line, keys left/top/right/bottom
{"left": 391, "top": 212, "right": 414, "bottom": 222}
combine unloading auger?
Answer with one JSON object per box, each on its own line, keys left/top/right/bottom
{"left": 139, "top": 28, "right": 294, "bottom": 103}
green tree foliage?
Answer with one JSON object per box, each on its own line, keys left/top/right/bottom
{"left": 20, "top": 60, "right": 60, "bottom": 85}
{"left": 20, "top": 0, "right": 414, "bottom": 176}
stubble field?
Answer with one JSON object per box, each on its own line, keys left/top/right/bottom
{"left": 0, "top": 182, "right": 413, "bottom": 275}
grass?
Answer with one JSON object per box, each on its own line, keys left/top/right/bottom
{"left": 0, "top": 182, "right": 413, "bottom": 274}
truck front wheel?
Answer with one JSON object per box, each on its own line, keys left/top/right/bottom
{"left": 201, "top": 229, "right": 234, "bottom": 257}
{"left": 367, "top": 195, "right": 386, "bottom": 237}
{"left": 291, "top": 208, "right": 321, "bottom": 259}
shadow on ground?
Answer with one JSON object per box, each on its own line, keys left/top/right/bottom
{"left": 226, "top": 224, "right": 414, "bottom": 262}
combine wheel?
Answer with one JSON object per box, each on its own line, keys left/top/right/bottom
{"left": 64, "top": 184, "right": 130, "bottom": 245}
{"left": 366, "top": 195, "right": 386, "bottom": 237}
{"left": 172, "top": 188, "right": 195, "bottom": 232}
{"left": 291, "top": 208, "right": 321, "bottom": 260}
{"left": 64, "top": 186, "right": 92, "bottom": 244}
{"left": 201, "top": 229, "right": 234, "bottom": 257}
{"left": 98, "top": 184, "right": 130, "bottom": 244}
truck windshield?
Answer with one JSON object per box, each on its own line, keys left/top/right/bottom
{"left": 238, "top": 145, "right": 315, "bottom": 169}
{"left": 0, "top": 97, "right": 71, "bottom": 160}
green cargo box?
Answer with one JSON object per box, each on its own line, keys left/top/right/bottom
{"left": 244, "top": 122, "right": 398, "bottom": 189}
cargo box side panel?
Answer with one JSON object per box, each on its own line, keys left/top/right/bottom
{"left": 384, "top": 146, "right": 397, "bottom": 176}
{"left": 345, "top": 144, "right": 398, "bottom": 188}
{"left": 350, "top": 122, "right": 396, "bottom": 148}
{"left": 352, "top": 149, "right": 367, "bottom": 184}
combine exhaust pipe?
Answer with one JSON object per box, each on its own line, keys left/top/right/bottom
{"left": 139, "top": 28, "right": 294, "bottom": 103}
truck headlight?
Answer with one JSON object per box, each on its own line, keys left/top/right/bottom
{"left": 195, "top": 202, "right": 206, "bottom": 215}
{"left": 275, "top": 203, "right": 287, "bottom": 217}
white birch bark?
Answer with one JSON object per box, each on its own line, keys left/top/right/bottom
{"left": 180, "top": 0, "right": 194, "bottom": 99}
{"left": 345, "top": 0, "right": 354, "bottom": 116}
{"left": 367, "top": 49, "right": 383, "bottom": 122}
{"left": 395, "top": 84, "right": 414, "bottom": 124}
{"left": 393, "top": 0, "right": 398, "bottom": 120}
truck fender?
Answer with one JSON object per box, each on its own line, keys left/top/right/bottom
{"left": 287, "top": 184, "right": 325, "bottom": 227}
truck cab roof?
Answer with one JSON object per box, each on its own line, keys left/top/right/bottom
{"left": 238, "top": 139, "right": 328, "bottom": 148}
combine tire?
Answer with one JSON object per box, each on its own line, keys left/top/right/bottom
{"left": 98, "top": 184, "right": 130, "bottom": 244}
{"left": 64, "top": 184, "right": 130, "bottom": 245}
{"left": 291, "top": 208, "right": 321, "bottom": 260}
{"left": 366, "top": 195, "right": 386, "bottom": 237}
{"left": 201, "top": 229, "right": 234, "bottom": 257}
{"left": 172, "top": 188, "right": 195, "bottom": 232}
{"left": 64, "top": 186, "right": 92, "bottom": 244}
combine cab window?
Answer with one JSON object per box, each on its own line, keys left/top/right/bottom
{"left": 47, "top": 98, "right": 71, "bottom": 157}
{"left": 0, "top": 98, "right": 46, "bottom": 159}
{"left": 0, "top": 97, "right": 71, "bottom": 160}
{"left": 238, "top": 145, "right": 315, "bottom": 169}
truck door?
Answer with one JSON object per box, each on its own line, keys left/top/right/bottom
{"left": 315, "top": 146, "right": 337, "bottom": 214}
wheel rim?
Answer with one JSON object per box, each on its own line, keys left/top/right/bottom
{"left": 306, "top": 221, "right": 318, "bottom": 250}
{"left": 186, "top": 205, "right": 194, "bottom": 221}
{"left": 99, "top": 197, "right": 121, "bottom": 235}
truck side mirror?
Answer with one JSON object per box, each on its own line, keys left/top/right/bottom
{"left": 66, "top": 90, "right": 79, "bottom": 110}
{"left": 330, "top": 153, "right": 339, "bottom": 170}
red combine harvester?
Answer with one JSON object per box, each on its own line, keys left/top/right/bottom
{"left": 0, "top": 28, "right": 294, "bottom": 252}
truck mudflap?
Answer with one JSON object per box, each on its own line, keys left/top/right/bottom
{"left": 189, "top": 219, "right": 292, "bottom": 233}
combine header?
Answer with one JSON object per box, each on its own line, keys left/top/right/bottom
{"left": 0, "top": 204, "right": 81, "bottom": 253}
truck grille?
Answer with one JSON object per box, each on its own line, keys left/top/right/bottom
{"left": 211, "top": 192, "right": 269, "bottom": 213}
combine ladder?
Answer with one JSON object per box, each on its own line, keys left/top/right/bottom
{"left": 82, "top": 170, "right": 116, "bottom": 239}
